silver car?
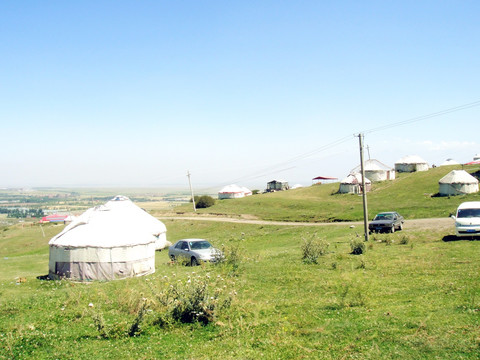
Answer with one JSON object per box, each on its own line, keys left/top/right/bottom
{"left": 168, "top": 238, "right": 223, "bottom": 266}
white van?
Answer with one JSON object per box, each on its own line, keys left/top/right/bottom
{"left": 452, "top": 201, "right": 480, "bottom": 237}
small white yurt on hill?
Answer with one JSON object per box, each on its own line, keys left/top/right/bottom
{"left": 218, "top": 184, "right": 251, "bottom": 199}
{"left": 395, "top": 155, "right": 429, "bottom": 173}
{"left": 438, "top": 170, "right": 479, "bottom": 196}
{"left": 48, "top": 195, "right": 167, "bottom": 281}
{"left": 351, "top": 159, "right": 395, "bottom": 182}
{"left": 440, "top": 158, "right": 460, "bottom": 166}
{"left": 339, "top": 173, "right": 371, "bottom": 194}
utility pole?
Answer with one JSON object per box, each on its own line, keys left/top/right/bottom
{"left": 358, "top": 134, "right": 369, "bottom": 241}
{"left": 187, "top": 170, "right": 196, "bottom": 212}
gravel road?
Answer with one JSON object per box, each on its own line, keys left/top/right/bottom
{"left": 158, "top": 215, "right": 454, "bottom": 231}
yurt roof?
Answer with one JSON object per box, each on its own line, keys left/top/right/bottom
{"left": 351, "top": 159, "right": 393, "bottom": 172}
{"left": 439, "top": 170, "right": 479, "bottom": 184}
{"left": 240, "top": 186, "right": 252, "bottom": 193}
{"left": 219, "top": 184, "right": 244, "bottom": 194}
{"left": 49, "top": 195, "right": 166, "bottom": 248}
{"left": 341, "top": 173, "right": 371, "bottom": 184}
{"left": 291, "top": 184, "right": 303, "bottom": 189}
{"left": 395, "top": 155, "right": 428, "bottom": 164}
{"left": 440, "top": 158, "right": 460, "bottom": 166}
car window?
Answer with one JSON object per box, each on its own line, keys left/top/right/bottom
{"left": 189, "top": 241, "right": 212, "bottom": 250}
{"left": 175, "top": 242, "right": 183, "bottom": 249}
{"left": 458, "top": 208, "right": 480, "bottom": 218}
{"left": 181, "top": 242, "right": 189, "bottom": 250}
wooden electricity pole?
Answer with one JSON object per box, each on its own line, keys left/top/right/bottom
{"left": 187, "top": 170, "right": 196, "bottom": 212}
{"left": 358, "top": 134, "right": 369, "bottom": 241}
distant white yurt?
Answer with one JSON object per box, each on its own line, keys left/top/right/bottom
{"left": 351, "top": 159, "right": 395, "bottom": 182}
{"left": 240, "top": 186, "right": 253, "bottom": 197}
{"left": 218, "top": 184, "right": 252, "bottom": 199}
{"left": 48, "top": 195, "right": 167, "bottom": 281}
{"left": 339, "top": 173, "right": 372, "bottom": 194}
{"left": 395, "top": 155, "right": 429, "bottom": 173}
{"left": 440, "top": 158, "right": 460, "bottom": 166}
{"left": 438, "top": 170, "right": 479, "bottom": 196}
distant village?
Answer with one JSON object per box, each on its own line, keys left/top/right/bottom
{"left": 217, "top": 153, "right": 480, "bottom": 199}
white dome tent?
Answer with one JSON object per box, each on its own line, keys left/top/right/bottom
{"left": 48, "top": 195, "right": 167, "bottom": 281}
{"left": 438, "top": 170, "right": 479, "bottom": 196}
{"left": 395, "top": 155, "right": 429, "bottom": 173}
{"left": 440, "top": 158, "right": 460, "bottom": 166}
{"left": 218, "top": 184, "right": 252, "bottom": 199}
{"left": 351, "top": 159, "right": 395, "bottom": 182}
{"left": 338, "top": 173, "right": 371, "bottom": 194}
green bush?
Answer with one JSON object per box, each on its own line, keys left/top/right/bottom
{"left": 399, "top": 235, "right": 410, "bottom": 245}
{"left": 301, "top": 234, "right": 329, "bottom": 264}
{"left": 195, "top": 195, "right": 215, "bottom": 208}
{"left": 350, "top": 238, "right": 365, "bottom": 255}
{"left": 153, "top": 274, "right": 234, "bottom": 326}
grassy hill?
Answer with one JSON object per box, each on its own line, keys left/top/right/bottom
{"left": 163, "top": 165, "right": 480, "bottom": 222}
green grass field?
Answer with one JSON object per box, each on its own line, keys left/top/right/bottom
{"left": 1, "top": 214, "right": 479, "bottom": 359}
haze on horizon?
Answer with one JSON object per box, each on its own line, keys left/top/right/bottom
{"left": 1, "top": 1, "right": 479, "bottom": 191}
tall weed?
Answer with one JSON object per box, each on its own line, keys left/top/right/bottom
{"left": 301, "top": 233, "right": 329, "bottom": 264}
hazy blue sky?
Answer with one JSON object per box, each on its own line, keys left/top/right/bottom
{"left": 1, "top": 1, "right": 479, "bottom": 190}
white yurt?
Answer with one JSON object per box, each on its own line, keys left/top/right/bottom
{"left": 395, "top": 155, "right": 429, "bottom": 173}
{"left": 438, "top": 170, "right": 479, "bottom": 196}
{"left": 440, "top": 158, "right": 460, "bottom": 166}
{"left": 338, "top": 173, "right": 372, "bottom": 194}
{"left": 351, "top": 159, "right": 395, "bottom": 182}
{"left": 240, "top": 186, "right": 253, "bottom": 196}
{"left": 48, "top": 195, "right": 167, "bottom": 281}
{"left": 291, "top": 184, "right": 304, "bottom": 189}
{"left": 218, "top": 184, "right": 251, "bottom": 199}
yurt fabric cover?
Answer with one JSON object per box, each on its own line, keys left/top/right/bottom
{"left": 339, "top": 173, "right": 372, "bottom": 194}
{"left": 218, "top": 184, "right": 251, "bottom": 199}
{"left": 48, "top": 195, "right": 167, "bottom": 281}
{"left": 438, "top": 170, "right": 479, "bottom": 196}
{"left": 395, "top": 155, "right": 429, "bottom": 172}
{"left": 351, "top": 159, "right": 395, "bottom": 181}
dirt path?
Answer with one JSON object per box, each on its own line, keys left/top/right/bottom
{"left": 158, "top": 216, "right": 454, "bottom": 231}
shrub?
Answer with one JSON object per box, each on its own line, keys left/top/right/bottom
{"left": 214, "top": 234, "right": 245, "bottom": 276}
{"left": 399, "top": 235, "right": 410, "bottom": 245}
{"left": 301, "top": 234, "right": 329, "bottom": 264}
{"left": 195, "top": 195, "right": 215, "bottom": 208}
{"left": 350, "top": 238, "right": 365, "bottom": 255}
{"left": 153, "top": 274, "right": 234, "bottom": 326}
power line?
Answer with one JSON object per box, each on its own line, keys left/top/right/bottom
{"left": 191, "top": 99, "right": 480, "bottom": 190}
{"left": 364, "top": 99, "right": 480, "bottom": 134}
{"left": 215, "top": 135, "right": 354, "bottom": 187}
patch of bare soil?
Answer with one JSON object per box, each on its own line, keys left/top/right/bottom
{"left": 404, "top": 217, "right": 453, "bottom": 231}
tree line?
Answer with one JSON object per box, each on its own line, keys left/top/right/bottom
{"left": 0, "top": 208, "right": 44, "bottom": 218}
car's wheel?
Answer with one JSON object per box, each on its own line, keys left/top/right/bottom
{"left": 399, "top": 223, "right": 403, "bottom": 231}
{"left": 391, "top": 225, "right": 395, "bottom": 233}
{"left": 170, "top": 255, "right": 175, "bottom": 261}
{"left": 191, "top": 257, "right": 198, "bottom": 266}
